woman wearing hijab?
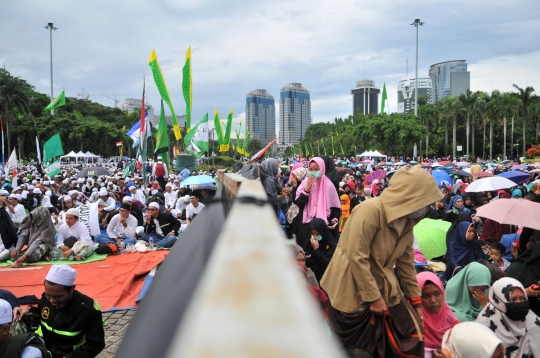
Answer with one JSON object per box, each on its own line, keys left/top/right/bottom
{"left": 321, "top": 156, "right": 340, "bottom": 194}
{"left": 304, "top": 217, "right": 337, "bottom": 282}
{"left": 417, "top": 272, "right": 459, "bottom": 352}
{"left": 445, "top": 212, "right": 472, "bottom": 248}
{"left": 370, "top": 179, "right": 381, "bottom": 197}
{"left": 0, "top": 201, "right": 18, "bottom": 262}
{"left": 479, "top": 218, "right": 512, "bottom": 243}
{"left": 445, "top": 221, "right": 486, "bottom": 280}
{"left": 260, "top": 158, "right": 283, "bottom": 212}
{"left": 444, "top": 195, "right": 470, "bottom": 223}
{"left": 446, "top": 262, "right": 491, "bottom": 322}
{"left": 11, "top": 207, "right": 56, "bottom": 267}
{"left": 461, "top": 192, "right": 476, "bottom": 213}
{"left": 286, "top": 166, "right": 308, "bottom": 239}
{"left": 338, "top": 193, "right": 350, "bottom": 233}
{"left": 437, "top": 322, "right": 505, "bottom": 358}
{"left": 289, "top": 243, "right": 319, "bottom": 287}
{"left": 295, "top": 157, "right": 341, "bottom": 243}
{"left": 511, "top": 188, "right": 523, "bottom": 198}
{"left": 476, "top": 277, "right": 540, "bottom": 357}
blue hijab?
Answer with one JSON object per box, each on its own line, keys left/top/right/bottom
{"left": 447, "top": 195, "right": 470, "bottom": 214}
{"left": 445, "top": 221, "right": 485, "bottom": 280}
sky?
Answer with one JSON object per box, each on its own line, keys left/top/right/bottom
{"left": 1, "top": 0, "right": 540, "bottom": 136}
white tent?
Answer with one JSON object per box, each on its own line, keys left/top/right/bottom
{"left": 371, "top": 150, "right": 387, "bottom": 158}
{"left": 84, "top": 151, "right": 99, "bottom": 158}
{"left": 357, "top": 150, "right": 387, "bottom": 158}
{"left": 62, "top": 151, "right": 78, "bottom": 158}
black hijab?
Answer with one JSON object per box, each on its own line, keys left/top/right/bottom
{"left": 308, "top": 217, "right": 337, "bottom": 253}
{"left": 0, "top": 206, "right": 17, "bottom": 250}
{"left": 321, "top": 156, "right": 339, "bottom": 194}
{"left": 445, "top": 212, "right": 472, "bottom": 247}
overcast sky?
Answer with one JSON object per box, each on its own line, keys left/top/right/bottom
{"left": 2, "top": 0, "right": 539, "bottom": 135}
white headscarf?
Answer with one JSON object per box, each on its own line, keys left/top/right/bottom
{"left": 441, "top": 322, "right": 504, "bottom": 358}
{"left": 476, "top": 277, "right": 540, "bottom": 357}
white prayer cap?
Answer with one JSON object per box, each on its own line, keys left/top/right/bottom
{"left": 45, "top": 265, "right": 77, "bottom": 286}
{"left": 122, "top": 196, "right": 133, "bottom": 202}
{"left": 32, "top": 180, "right": 37, "bottom": 185}
{"left": 78, "top": 178, "right": 85, "bottom": 183}
{"left": 63, "top": 195, "right": 72, "bottom": 201}
{"left": 28, "top": 185, "right": 35, "bottom": 190}
{"left": 33, "top": 188, "right": 42, "bottom": 195}
{"left": 174, "top": 179, "right": 179, "bottom": 183}
{"left": 157, "top": 156, "right": 162, "bottom": 160}
{"left": 21, "top": 192, "right": 28, "bottom": 199}
{"left": 43, "top": 181, "right": 50, "bottom": 185}
{"left": 0, "top": 190, "right": 8, "bottom": 196}
{"left": 62, "top": 179, "right": 69, "bottom": 184}
{"left": 149, "top": 202, "right": 159, "bottom": 209}
{"left": 129, "top": 186, "right": 136, "bottom": 191}
{"left": 183, "top": 195, "right": 190, "bottom": 203}
{"left": 45, "top": 191, "right": 52, "bottom": 197}
{"left": 9, "top": 194, "right": 21, "bottom": 201}
{"left": 170, "top": 174, "right": 175, "bottom": 179}
{"left": 180, "top": 184, "right": 186, "bottom": 189}
{"left": 71, "top": 180, "right": 77, "bottom": 184}
{"left": 13, "top": 186, "right": 21, "bottom": 191}
{"left": 99, "top": 189, "right": 108, "bottom": 197}
{"left": 68, "top": 190, "right": 77, "bottom": 196}
{"left": 0, "top": 299, "right": 12, "bottom": 325}
{"left": 66, "top": 208, "right": 80, "bottom": 217}
{"left": 151, "top": 189, "right": 158, "bottom": 195}
{"left": 165, "top": 183, "right": 173, "bottom": 187}
{"left": 92, "top": 188, "right": 98, "bottom": 192}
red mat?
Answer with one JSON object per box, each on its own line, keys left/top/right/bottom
{"left": 0, "top": 251, "right": 168, "bottom": 311}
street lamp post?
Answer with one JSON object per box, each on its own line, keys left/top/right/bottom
{"left": 410, "top": 19, "right": 424, "bottom": 117}
{"left": 44, "top": 22, "right": 58, "bottom": 115}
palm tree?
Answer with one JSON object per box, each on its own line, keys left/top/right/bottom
{"left": 441, "top": 96, "right": 465, "bottom": 159}
{"left": 492, "top": 92, "right": 519, "bottom": 159}
{"left": 530, "top": 101, "right": 540, "bottom": 144}
{"left": 0, "top": 69, "right": 31, "bottom": 151}
{"left": 512, "top": 84, "right": 536, "bottom": 156}
{"left": 459, "top": 90, "right": 479, "bottom": 158}
{"left": 419, "top": 102, "right": 439, "bottom": 157}
{"left": 471, "top": 91, "right": 487, "bottom": 157}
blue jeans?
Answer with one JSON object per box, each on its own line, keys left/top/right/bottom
{"left": 141, "top": 233, "right": 177, "bottom": 248}
{"left": 94, "top": 234, "right": 137, "bottom": 246}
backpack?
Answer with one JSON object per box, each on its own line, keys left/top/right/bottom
{"left": 0, "top": 332, "right": 51, "bottom": 358}
{"left": 155, "top": 163, "right": 165, "bottom": 177}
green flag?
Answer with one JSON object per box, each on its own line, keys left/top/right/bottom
{"left": 243, "top": 128, "right": 249, "bottom": 156}
{"left": 44, "top": 91, "right": 66, "bottom": 111}
{"left": 44, "top": 159, "right": 61, "bottom": 177}
{"left": 220, "top": 110, "right": 233, "bottom": 152}
{"left": 124, "top": 162, "right": 135, "bottom": 177}
{"left": 340, "top": 142, "right": 345, "bottom": 155}
{"left": 184, "top": 113, "right": 209, "bottom": 158}
{"left": 321, "top": 139, "right": 327, "bottom": 155}
{"left": 380, "top": 83, "right": 387, "bottom": 114}
{"left": 155, "top": 99, "right": 169, "bottom": 169}
{"left": 331, "top": 135, "right": 335, "bottom": 155}
{"left": 214, "top": 109, "right": 224, "bottom": 144}
{"left": 43, "top": 133, "right": 64, "bottom": 163}
{"left": 182, "top": 47, "right": 192, "bottom": 132}
{"left": 148, "top": 49, "right": 182, "bottom": 140}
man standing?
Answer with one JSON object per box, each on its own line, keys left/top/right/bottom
{"left": 469, "top": 157, "right": 483, "bottom": 181}
{"left": 93, "top": 203, "right": 138, "bottom": 246}
{"left": 186, "top": 193, "right": 205, "bottom": 226}
{"left": 152, "top": 156, "right": 168, "bottom": 191}
{"left": 142, "top": 202, "right": 179, "bottom": 248}
{"left": 13, "top": 265, "right": 105, "bottom": 358}
{"left": 179, "top": 166, "right": 190, "bottom": 182}
{"left": 0, "top": 299, "right": 49, "bottom": 357}
{"left": 56, "top": 208, "right": 94, "bottom": 261}
{"left": 321, "top": 167, "right": 442, "bottom": 356}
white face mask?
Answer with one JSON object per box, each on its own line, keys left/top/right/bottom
{"left": 407, "top": 207, "right": 426, "bottom": 219}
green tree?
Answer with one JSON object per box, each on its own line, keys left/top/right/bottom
{"left": 458, "top": 90, "right": 479, "bottom": 158}
{"left": 440, "top": 96, "right": 465, "bottom": 159}
{"left": 0, "top": 69, "right": 32, "bottom": 151}
{"left": 512, "top": 84, "right": 537, "bottom": 156}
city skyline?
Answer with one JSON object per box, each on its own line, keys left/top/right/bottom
{"left": 1, "top": 1, "right": 538, "bottom": 132}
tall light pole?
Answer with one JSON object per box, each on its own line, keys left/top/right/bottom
{"left": 44, "top": 23, "right": 58, "bottom": 115}
{"left": 411, "top": 19, "right": 424, "bottom": 117}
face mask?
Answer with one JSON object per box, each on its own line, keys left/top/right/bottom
{"left": 504, "top": 300, "right": 529, "bottom": 321}
{"left": 313, "top": 235, "right": 322, "bottom": 241}
{"left": 307, "top": 171, "right": 322, "bottom": 179}
{"left": 407, "top": 207, "right": 426, "bottom": 219}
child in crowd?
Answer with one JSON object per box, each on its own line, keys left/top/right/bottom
{"left": 489, "top": 242, "right": 511, "bottom": 272}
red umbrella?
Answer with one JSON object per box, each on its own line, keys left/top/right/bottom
{"left": 472, "top": 171, "right": 494, "bottom": 178}
{"left": 366, "top": 169, "right": 386, "bottom": 182}
{"left": 476, "top": 199, "right": 540, "bottom": 231}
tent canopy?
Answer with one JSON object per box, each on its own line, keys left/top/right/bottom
{"left": 357, "top": 150, "right": 387, "bottom": 158}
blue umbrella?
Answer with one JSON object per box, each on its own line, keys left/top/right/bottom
{"left": 497, "top": 171, "right": 532, "bottom": 184}
{"left": 181, "top": 175, "right": 216, "bottom": 186}
{"left": 347, "top": 164, "right": 357, "bottom": 168}
{"left": 431, "top": 169, "right": 452, "bottom": 187}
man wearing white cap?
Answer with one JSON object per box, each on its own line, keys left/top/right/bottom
{"left": 163, "top": 183, "right": 177, "bottom": 212}
{"left": 128, "top": 185, "right": 145, "bottom": 205}
{"left": 56, "top": 208, "right": 94, "bottom": 261}
{"left": 13, "top": 265, "right": 105, "bottom": 357}
{"left": 151, "top": 156, "right": 168, "bottom": 193}
{"left": 0, "top": 299, "right": 49, "bottom": 357}
{"left": 142, "top": 202, "right": 180, "bottom": 248}
{"left": 96, "top": 189, "right": 116, "bottom": 218}
{"left": 4, "top": 193, "right": 26, "bottom": 229}
{"left": 94, "top": 202, "right": 138, "bottom": 246}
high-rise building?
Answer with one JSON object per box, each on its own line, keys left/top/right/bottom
{"left": 429, "top": 60, "right": 470, "bottom": 102}
{"left": 351, "top": 80, "right": 380, "bottom": 115}
{"left": 279, "top": 83, "right": 311, "bottom": 148}
{"left": 245, "top": 89, "right": 276, "bottom": 146}
{"left": 122, "top": 98, "right": 156, "bottom": 127}
{"left": 397, "top": 77, "right": 433, "bottom": 113}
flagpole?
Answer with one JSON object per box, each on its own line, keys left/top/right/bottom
{"left": 0, "top": 117, "right": 4, "bottom": 172}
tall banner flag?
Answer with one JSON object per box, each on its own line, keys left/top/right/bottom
{"left": 184, "top": 113, "right": 209, "bottom": 158}
{"left": 126, "top": 116, "right": 152, "bottom": 148}
{"left": 250, "top": 137, "right": 279, "bottom": 162}
{"left": 155, "top": 99, "right": 170, "bottom": 169}
{"left": 213, "top": 109, "right": 224, "bottom": 144}
{"left": 43, "top": 133, "right": 64, "bottom": 163}
{"left": 5, "top": 148, "right": 17, "bottom": 174}
{"left": 340, "top": 142, "right": 345, "bottom": 155}
{"left": 139, "top": 78, "right": 148, "bottom": 180}
{"left": 321, "top": 139, "right": 327, "bottom": 156}
{"left": 36, "top": 136, "right": 42, "bottom": 164}
{"left": 220, "top": 110, "right": 233, "bottom": 152}
{"left": 44, "top": 91, "right": 66, "bottom": 111}
{"left": 148, "top": 49, "right": 182, "bottom": 140}
{"left": 380, "top": 83, "right": 388, "bottom": 114}
{"left": 243, "top": 128, "right": 249, "bottom": 156}
{"left": 182, "top": 47, "right": 192, "bottom": 132}
{"left": 44, "top": 160, "right": 61, "bottom": 177}
{"left": 0, "top": 116, "right": 4, "bottom": 171}
{"left": 331, "top": 135, "right": 335, "bottom": 155}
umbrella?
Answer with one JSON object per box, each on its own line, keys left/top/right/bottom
{"left": 476, "top": 199, "right": 540, "bottom": 231}
{"left": 431, "top": 170, "right": 452, "bottom": 186}
{"left": 431, "top": 163, "right": 442, "bottom": 168}
{"left": 362, "top": 159, "right": 372, "bottom": 163}
{"left": 386, "top": 161, "right": 393, "bottom": 166}
{"left": 413, "top": 218, "right": 451, "bottom": 260}
{"left": 453, "top": 162, "right": 470, "bottom": 167}
{"left": 465, "top": 176, "right": 516, "bottom": 192}
{"left": 365, "top": 169, "right": 386, "bottom": 182}
{"left": 496, "top": 171, "right": 532, "bottom": 184}
{"left": 511, "top": 164, "right": 527, "bottom": 170}
{"left": 192, "top": 183, "right": 217, "bottom": 191}
{"left": 439, "top": 161, "right": 450, "bottom": 165}
{"left": 443, "top": 163, "right": 454, "bottom": 168}
{"left": 181, "top": 175, "right": 216, "bottom": 186}
{"left": 472, "top": 171, "right": 494, "bottom": 178}
{"left": 421, "top": 164, "right": 432, "bottom": 169}
{"left": 500, "top": 160, "right": 511, "bottom": 164}
{"left": 409, "top": 160, "right": 418, "bottom": 164}
{"left": 76, "top": 166, "right": 112, "bottom": 177}
{"left": 347, "top": 164, "right": 357, "bottom": 168}
{"left": 386, "top": 170, "right": 396, "bottom": 178}
{"left": 450, "top": 170, "right": 472, "bottom": 177}
{"left": 338, "top": 168, "right": 353, "bottom": 174}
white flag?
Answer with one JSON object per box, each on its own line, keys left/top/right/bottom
{"left": 5, "top": 149, "right": 17, "bottom": 173}
{"left": 36, "top": 136, "right": 42, "bottom": 164}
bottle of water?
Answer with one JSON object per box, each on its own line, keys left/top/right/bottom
{"left": 119, "top": 241, "right": 125, "bottom": 253}
{"left": 149, "top": 237, "right": 154, "bottom": 251}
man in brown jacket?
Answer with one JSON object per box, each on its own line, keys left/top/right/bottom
{"left": 321, "top": 166, "right": 443, "bottom": 356}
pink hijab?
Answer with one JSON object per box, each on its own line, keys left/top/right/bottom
{"left": 288, "top": 163, "right": 304, "bottom": 184}
{"left": 296, "top": 157, "right": 341, "bottom": 224}
{"left": 371, "top": 179, "right": 380, "bottom": 197}
{"left": 417, "top": 272, "right": 459, "bottom": 349}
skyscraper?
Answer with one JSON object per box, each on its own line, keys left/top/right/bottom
{"left": 351, "top": 80, "right": 380, "bottom": 115}
{"left": 397, "top": 77, "right": 433, "bottom": 113}
{"left": 429, "top": 60, "right": 470, "bottom": 102}
{"left": 279, "top": 83, "right": 311, "bottom": 148}
{"left": 245, "top": 89, "right": 276, "bottom": 146}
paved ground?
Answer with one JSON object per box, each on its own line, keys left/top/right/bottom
{"left": 96, "top": 310, "right": 135, "bottom": 358}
